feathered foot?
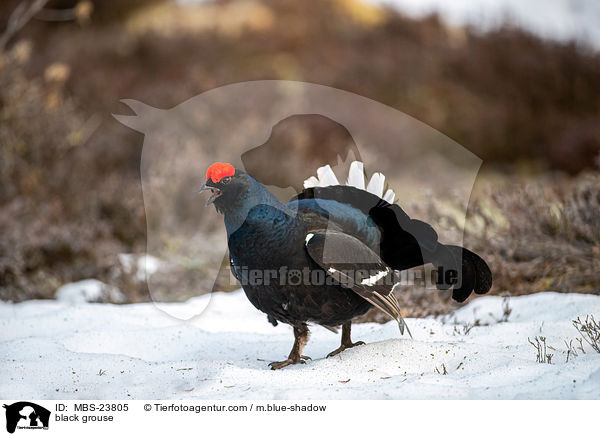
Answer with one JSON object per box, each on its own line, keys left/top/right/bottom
{"left": 269, "top": 324, "right": 311, "bottom": 370}
{"left": 326, "top": 322, "right": 365, "bottom": 358}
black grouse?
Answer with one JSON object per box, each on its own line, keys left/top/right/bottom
{"left": 200, "top": 161, "right": 492, "bottom": 369}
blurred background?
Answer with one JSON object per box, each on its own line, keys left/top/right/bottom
{"left": 0, "top": 0, "right": 598, "bottom": 317}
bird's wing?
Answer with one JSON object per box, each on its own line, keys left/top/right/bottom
{"left": 304, "top": 230, "right": 411, "bottom": 337}
{"left": 290, "top": 185, "right": 440, "bottom": 269}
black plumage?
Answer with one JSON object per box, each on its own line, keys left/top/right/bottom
{"left": 200, "top": 162, "right": 492, "bottom": 369}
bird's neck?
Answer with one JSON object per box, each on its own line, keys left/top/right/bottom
{"left": 223, "top": 182, "right": 293, "bottom": 236}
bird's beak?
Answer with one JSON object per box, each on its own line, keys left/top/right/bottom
{"left": 198, "top": 183, "right": 222, "bottom": 206}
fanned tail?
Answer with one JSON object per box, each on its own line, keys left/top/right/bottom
{"left": 431, "top": 244, "right": 493, "bottom": 302}
{"left": 301, "top": 160, "right": 493, "bottom": 320}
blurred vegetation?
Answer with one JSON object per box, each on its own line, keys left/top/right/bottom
{"left": 0, "top": 0, "right": 598, "bottom": 312}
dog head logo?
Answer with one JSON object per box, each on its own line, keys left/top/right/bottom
{"left": 241, "top": 113, "right": 362, "bottom": 192}
{"left": 114, "top": 80, "right": 482, "bottom": 319}
{"left": 3, "top": 402, "right": 50, "bottom": 433}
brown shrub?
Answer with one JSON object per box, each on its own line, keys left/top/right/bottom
{"left": 1, "top": 0, "right": 599, "bottom": 310}
{"left": 450, "top": 171, "right": 599, "bottom": 297}
{"left": 0, "top": 43, "right": 147, "bottom": 301}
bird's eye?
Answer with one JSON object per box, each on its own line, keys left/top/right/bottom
{"left": 221, "top": 177, "right": 231, "bottom": 184}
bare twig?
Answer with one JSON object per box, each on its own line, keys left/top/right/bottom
{"left": 500, "top": 294, "right": 512, "bottom": 322}
{"left": 490, "top": 294, "right": 512, "bottom": 323}
{"left": 528, "top": 336, "right": 553, "bottom": 364}
{"left": 572, "top": 315, "right": 600, "bottom": 353}
{"left": 0, "top": 0, "right": 49, "bottom": 52}
{"left": 564, "top": 339, "right": 578, "bottom": 363}
{"left": 434, "top": 363, "right": 448, "bottom": 375}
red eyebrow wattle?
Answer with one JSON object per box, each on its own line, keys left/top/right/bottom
{"left": 206, "top": 162, "right": 235, "bottom": 183}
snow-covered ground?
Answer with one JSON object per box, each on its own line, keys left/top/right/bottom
{"left": 1, "top": 290, "right": 599, "bottom": 400}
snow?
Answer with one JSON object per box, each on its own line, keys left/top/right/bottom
{"left": 54, "top": 279, "right": 125, "bottom": 304}
{"left": 1, "top": 290, "right": 599, "bottom": 400}
{"left": 117, "top": 253, "right": 163, "bottom": 281}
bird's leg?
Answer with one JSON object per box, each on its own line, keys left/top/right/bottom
{"left": 269, "top": 324, "right": 311, "bottom": 370}
{"left": 326, "top": 322, "right": 365, "bottom": 358}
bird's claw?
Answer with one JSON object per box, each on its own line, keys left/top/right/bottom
{"left": 268, "top": 356, "right": 311, "bottom": 370}
{"left": 326, "top": 341, "right": 365, "bottom": 358}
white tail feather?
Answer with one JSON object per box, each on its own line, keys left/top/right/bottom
{"left": 303, "top": 176, "right": 320, "bottom": 189}
{"left": 383, "top": 189, "right": 395, "bottom": 203}
{"left": 316, "top": 165, "right": 339, "bottom": 187}
{"left": 346, "top": 161, "right": 365, "bottom": 189}
{"left": 303, "top": 160, "right": 396, "bottom": 203}
{"left": 366, "top": 172, "right": 385, "bottom": 197}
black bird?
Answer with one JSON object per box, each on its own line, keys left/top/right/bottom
{"left": 200, "top": 161, "right": 492, "bottom": 369}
